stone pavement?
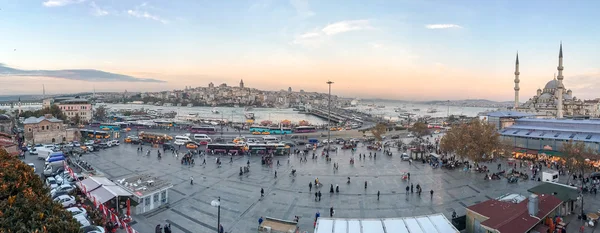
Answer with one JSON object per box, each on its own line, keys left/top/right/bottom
{"left": 78, "top": 141, "right": 600, "bottom": 233}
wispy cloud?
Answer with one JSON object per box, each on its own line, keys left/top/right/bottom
{"left": 90, "top": 1, "right": 108, "bottom": 16}
{"left": 425, "top": 24, "right": 462, "bottom": 29}
{"left": 127, "top": 3, "right": 168, "bottom": 24}
{"left": 369, "top": 42, "right": 384, "bottom": 49}
{"left": 289, "top": 0, "right": 314, "bottom": 18}
{"left": 293, "top": 20, "right": 373, "bottom": 47}
{"left": 43, "top": 0, "right": 84, "bottom": 7}
{"left": 0, "top": 63, "right": 164, "bottom": 83}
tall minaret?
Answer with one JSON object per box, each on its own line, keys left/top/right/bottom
{"left": 556, "top": 43, "right": 564, "bottom": 118}
{"left": 513, "top": 52, "right": 520, "bottom": 109}
{"left": 18, "top": 97, "right": 22, "bottom": 116}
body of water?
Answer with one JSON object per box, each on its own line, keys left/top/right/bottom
{"left": 347, "top": 101, "right": 498, "bottom": 121}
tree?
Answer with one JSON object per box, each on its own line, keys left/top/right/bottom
{"left": 440, "top": 118, "right": 505, "bottom": 162}
{"left": 19, "top": 105, "right": 66, "bottom": 121}
{"left": 370, "top": 123, "right": 387, "bottom": 141}
{"left": 0, "top": 148, "right": 80, "bottom": 232}
{"left": 72, "top": 113, "right": 81, "bottom": 125}
{"left": 561, "top": 140, "right": 594, "bottom": 180}
{"left": 410, "top": 122, "right": 430, "bottom": 137}
{"left": 94, "top": 105, "right": 107, "bottom": 121}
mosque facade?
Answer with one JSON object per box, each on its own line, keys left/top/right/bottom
{"left": 513, "top": 44, "right": 600, "bottom": 117}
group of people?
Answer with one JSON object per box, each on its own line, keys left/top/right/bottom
{"left": 154, "top": 223, "right": 172, "bottom": 233}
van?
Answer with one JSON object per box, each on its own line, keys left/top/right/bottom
{"left": 37, "top": 148, "right": 55, "bottom": 160}
{"left": 46, "top": 156, "right": 65, "bottom": 164}
{"left": 194, "top": 134, "right": 212, "bottom": 142}
{"left": 174, "top": 136, "right": 192, "bottom": 145}
{"left": 45, "top": 153, "right": 64, "bottom": 163}
{"left": 262, "top": 136, "right": 279, "bottom": 143}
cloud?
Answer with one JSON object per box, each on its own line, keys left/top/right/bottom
{"left": 90, "top": 1, "right": 108, "bottom": 16}
{"left": 127, "top": 3, "right": 168, "bottom": 24}
{"left": 425, "top": 24, "right": 462, "bottom": 29}
{"left": 0, "top": 63, "right": 164, "bottom": 83}
{"left": 292, "top": 20, "right": 373, "bottom": 47}
{"left": 289, "top": 0, "right": 314, "bottom": 18}
{"left": 369, "top": 42, "right": 384, "bottom": 49}
{"left": 322, "top": 20, "right": 372, "bottom": 35}
{"left": 42, "top": 0, "right": 84, "bottom": 7}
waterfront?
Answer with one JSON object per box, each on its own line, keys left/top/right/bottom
{"left": 347, "top": 102, "right": 498, "bottom": 120}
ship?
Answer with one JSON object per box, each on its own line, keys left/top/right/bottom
{"left": 211, "top": 108, "right": 220, "bottom": 114}
{"left": 394, "top": 108, "right": 407, "bottom": 113}
{"left": 426, "top": 108, "right": 438, "bottom": 113}
{"left": 244, "top": 106, "right": 254, "bottom": 111}
{"left": 412, "top": 108, "right": 420, "bottom": 111}
{"left": 245, "top": 112, "right": 255, "bottom": 120}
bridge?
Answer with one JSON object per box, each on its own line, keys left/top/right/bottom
{"left": 305, "top": 107, "right": 355, "bottom": 124}
{"left": 0, "top": 100, "right": 43, "bottom": 107}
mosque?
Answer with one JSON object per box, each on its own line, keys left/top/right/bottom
{"left": 513, "top": 43, "right": 600, "bottom": 117}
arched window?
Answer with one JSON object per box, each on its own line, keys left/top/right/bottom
{"left": 28, "top": 128, "right": 32, "bottom": 132}
{"left": 62, "top": 137, "right": 66, "bottom": 142}
{"left": 51, "top": 138, "right": 56, "bottom": 143}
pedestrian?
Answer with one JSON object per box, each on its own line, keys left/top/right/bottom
{"left": 318, "top": 191, "right": 322, "bottom": 201}
{"left": 261, "top": 188, "right": 265, "bottom": 197}
{"left": 219, "top": 224, "right": 224, "bottom": 233}
{"left": 309, "top": 182, "right": 313, "bottom": 192}
{"left": 330, "top": 206, "right": 334, "bottom": 217}
{"left": 315, "top": 191, "right": 318, "bottom": 201}
{"left": 430, "top": 189, "right": 434, "bottom": 199}
{"left": 274, "top": 171, "right": 277, "bottom": 178}
{"left": 190, "top": 176, "right": 194, "bottom": 185}
{"left": 411, "top": 183, "right": 414, "bottom": 193}
{"left": 364, "top": 181, "right": 367, "bottom": 189}
{"left": 407, "top": 172, "right": 410, "bottom": 180}
{"left": 405, "top": 185, "right": 409, "bottom": 195}
{"left": 377, "top": 191, "right": 380, "bottom": 200}
{"left": 258, "top": 216, "right": 264, "bottom": 227}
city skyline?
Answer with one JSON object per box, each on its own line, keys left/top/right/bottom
{"left": 1, "top": 0, "right": 600, "bottom": 101}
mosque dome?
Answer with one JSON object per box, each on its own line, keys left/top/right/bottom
{"left": 539, "top": 93, "right": 553, "bottom": 100}
{"left": 544, "top": 80, "right": 558, "bottom": 90}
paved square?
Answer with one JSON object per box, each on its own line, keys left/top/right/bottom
{"left": 80, "top": 142, "right": 567, "bottom": 233}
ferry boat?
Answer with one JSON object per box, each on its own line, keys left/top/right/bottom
{"left": 212, "top": 108, "right": 220, "bottom": 114}
{"left": 394, "top": 108, "right": 407, "bottom": 113}
{"left": 245, "top": 112, "right": 255, "bottom": 120}
{"left": 412, "top": 108, "right": 420, "bottom": 111}
{"left": 377, "top": 105, "right": 386, "bottom": 109}
{"left": 426, "top": 108, "right": 438, "bottom": 113}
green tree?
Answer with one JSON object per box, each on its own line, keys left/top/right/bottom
{"left": 440, "top": 118, "right": 506, "bottom": 162}
{"left": 72, "top": 113, "right": 81, "bottom": 125}
{"left": 410, "top": 122, "right": 430, "bottom": 137}
{"left": 0, "top": 148, "right": 80, "bottom": 232}
{"left": 19, "top": 105, "right": 66, "bottom": 122}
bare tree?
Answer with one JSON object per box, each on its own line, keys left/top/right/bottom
{"left": 410, "top": 122, "right": 430, "bottom": 137}
{"left": 370, "top": 123, "right": 387, "bottom": 142}
{"left": 440, "top": 118, "right": 505, "bottom": 162}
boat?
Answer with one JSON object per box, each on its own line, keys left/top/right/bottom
{"left": 377, "top": 105, "right": 386, "bottom": 109}
{"left": 412, "top": 108, "right": 420, "bottom": 111}
{"left": 212, "top": 108, "right": 220, "bottom": 114}
{"left": 245, "top": 112, "right": 255, "bottom": 120}
{"left": 234, "top": 104, "right": 239, "bottom": 108}
{"left": 394, "top": 108, "right": 407, "bottom": 113}
{"left": 426, "top": 108, "right": 438, "bottom": 113}
{"left": 244, "top": 106, "right": 254, "bottom": 111}
{"left": 187, "top": 103, "right": 194, "bottom": 107}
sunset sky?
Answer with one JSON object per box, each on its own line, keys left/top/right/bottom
{"left": 1, "top": 0, "right": 599, "bottom": 101}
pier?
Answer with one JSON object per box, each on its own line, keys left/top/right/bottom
{"left": 305, "top": 107, "right": 358, "bottom": 124}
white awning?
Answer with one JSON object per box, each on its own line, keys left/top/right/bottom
{"left": 315, "top": 214, "right": 459, "bottom": 233}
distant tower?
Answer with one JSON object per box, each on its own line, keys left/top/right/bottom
{"left": 513, "top": 52, "right": 520, "bottom": 109}
{"left": 208, "top": 82, "right": 214, "bottom": 88}
{"left": 18, "top": 97, "right": 22, "bottom": 116}
{"left": 42, "top": 84, "right": 46, "bottom": 99}
{"left": 240, "top": 79, "right": 245, "bottom": 88}
{"left": 556, "top": 43, "right": 564, "bottom": 118}
{"left": 288, "top": 87, "right": 292, "bottom": 93}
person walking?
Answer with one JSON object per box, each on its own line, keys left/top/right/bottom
{"left": 330, "top": 206, "right": 334, "bottom": 217}
{"left": 430, "top": 189, "right": 434, "bottom": 199}
{"left": 258, "top": 216, "right": 264, "bottom": 228}
{"left": 377, "top": 191, "right": 380, "bottom": 200}
{"left": 410, "top": 183, "right": 414, "bottom": 193}
{"left": 364, "top": 181, "right": 368, "bottom": 190}
{"left": 309, "top": 182, "right": 313, "bottom": 192}
{"left": 314, "top": 191, "right": 318, "bottom": 201}
{"left": 318, "top": 191, "right": 322, "bottom": 201}
{"left": 274, "top": 171, "right": 277, "bottom": 178}
{"left": 190, "top": 176, "right": 194, "bottom": 185}
{"left": 261, "top": 188, "right": 265, "bottom": 197}
{"left": 405, "top": 185, "right": 409, "bottom": 195}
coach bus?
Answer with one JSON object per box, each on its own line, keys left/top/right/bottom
{"left": 294, "top": 126, "right": 317, "bottom": 133}
{"left": 206, "top": 144, "right": 247, "bottom": 155}
{"left": 249, "top": 126, "right": 293, "bottom": 135}
{"left": 190, "top": 126, "right": 217, "bottom": 134}
{"left": 138, "top": 132, "right": 173, "bottom": 144}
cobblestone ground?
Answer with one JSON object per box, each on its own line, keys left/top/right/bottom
{"left": 74, "top": 139, "right": 600, "bottom": 233}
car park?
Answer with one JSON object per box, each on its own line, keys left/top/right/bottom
{"left": 46, "top": 177, "right": 58, "bottom": 189}
{"left": 65, "top": 207, "right": 87, "bottom": 218}
{"left": 54, "top": 195, "right": 76, "bottom": 208}
{"left": 51, "top": 184, "right": 75, "bottom": 196}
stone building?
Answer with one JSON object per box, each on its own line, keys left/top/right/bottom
{"left": 56, "top": 98, "right": 93, "bottom": 123}
{"left": 513, "top": 43, "right": 600, "bottom": 117}
{"left": 0, "top": 114, "right": 13, "bottom": 134}
{"left": 23, "top": 115, "right": 77, "bottom": 144}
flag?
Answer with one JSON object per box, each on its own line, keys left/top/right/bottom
{"left": 126, "top": 199, "right": 131, "bottom": 216}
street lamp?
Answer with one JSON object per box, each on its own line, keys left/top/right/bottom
{"left": 211, "top": 197, "right": 221, "bottom": 233}
{"left": 326, "top": 81, "right": 334, "bottom": 156}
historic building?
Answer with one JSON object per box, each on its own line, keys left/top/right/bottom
{"left": 513, "top": 44, "right": 600, "bottom": 117}
{"left": 56, "top": 98, "right": 93, "bottom": 123}
{"left": 0, "top": 114, "right": 13, "bottom": 135}
{"left": 23, "top": 115, "right": 77, "bottom": 144}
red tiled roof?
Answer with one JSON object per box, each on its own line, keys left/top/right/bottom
{"left": 467, "top": 194, "right": 562, "bottom": 233}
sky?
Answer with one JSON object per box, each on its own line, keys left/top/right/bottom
{"left": 0, "top": 0, "right": 599, "bottom": 101}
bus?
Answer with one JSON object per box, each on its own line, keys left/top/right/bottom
{"left": 138, "top": 132, "right": 173, "bottom": 144}
{"left": 249, "top": 126, "right": 292, "bottom": 135}
{"left": 206, "top": 144, "right": 247, "bottom": 155}
{"left": 154, "top": 120, "right": 174, "bottom": 127}
{"left": 99, "top": 123, "right": 121, "bottom": 131}
{"left": 190, "top": 126, "right": 217, "bottom": 134}
{"left": 294, "top": 126, "right": 317, "bottom": 133}
{"left": 129, "top": 122, "right": 149, "bottom": 130}
{"left": 247, "top": 143, "right": 287, "bottom": 155}
{"left": 80, "top": 129, "right": 110, "bottom": 139}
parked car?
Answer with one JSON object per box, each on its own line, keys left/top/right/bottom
{"left": 280, "top": 141, "right": 296, "bottom": 147}
{"left": 54, "top": 195, "right": 76, "bottom": 208}
{"left": 391, "top": 135, "right": 400, "bottom": 139}
{"left": 46, "top": 177, "right": 58, "bottom": 189}
{"left": 66, "top": 207, "right": 87, "bottom": 217}
{"left": 51, "top": 190, "right": 71, "bottom": 199}
{"left": 81, "top": 225, "right": 106, "bottom": 233}
{"left": 407, "top": 133, "right": 414, "bottom": 137}
{"left": 96, "top": 143, "right": 108, "bottom": 149}
{"left": 29, "top": 148, "right": 38, "bottom": 155}
{"left": 401, "top": 153, "right": 410, "bottom": 161}
{"left": 73, "top": 214, "right": 91, "bottom": 227}
{"left": 51, "top": 184, "right": 75, "bottom": 196}
{"left": 110, "top": 140, "right": 120, "bottom": 146}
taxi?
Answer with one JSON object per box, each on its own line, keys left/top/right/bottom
{"left": 186, "top": 143, "right": 199, "bottom": 149}
{"left": 261, "top": 131, "right": 271, "bottom": 135}
{"left": 252, "top": 131, "right": 261, "bottom": 135}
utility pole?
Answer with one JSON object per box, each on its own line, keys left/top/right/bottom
{"left": 326, "top": 81, "right": 334, "bottom": 156}
{"left": 221, "top": 112, "right": 224, "bottom": 138}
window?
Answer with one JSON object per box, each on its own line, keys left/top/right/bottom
{"left": 154, "top": 193, "right": 159, "bottom": 203}
{"left": 569, "top": 133, "right": 576, "bottom": 139}
{"left": 161, "top": 191, "right": 167, "bottom": 203}
{"left": 586, "top": 134, "right": 593, "bottom": 140}
{"left": 144, "top": 197, "right": 150, "bottom": 206}
{"left": 28, "top": 128, "right": 32, "bottom": 132}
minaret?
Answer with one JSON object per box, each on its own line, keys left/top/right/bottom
{"left": 556, "top": 43, "right": 564, "bottom": 118}
{"left": 18, "top": 97, "right": 22, "bottom": 116}
{"left": 240, "top": 79, "right": 245, "bottom": 88}
{"left": 513, "top": 52, "right": 520, "bottom": 109}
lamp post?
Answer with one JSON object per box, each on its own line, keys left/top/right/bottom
{"left": 326, "top": 81, "right": 334, "bottom": 156}
{"left": 211, "top": 197, "right": 221, "bottom": 233}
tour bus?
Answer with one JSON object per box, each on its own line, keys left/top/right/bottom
{"left": 249, "top": 126, "right": 293, "bottom": 135}
{"left": 138, "top": 132, "right": 173, "bottom": 144}
{"left": 80, "top": 130, "right": 110, "bottom": 139}
{"left": 206, "top": 144, "right": 247, "bottom": 155}
{"left": 174, "top": 135, "right": 192, "bottom": 145}
{"left": 190, "top": 126, "right": 217, "bottom": 134}
{"left": 99, "top": 123, "right": 120, "bottom": 131}
{"left": 294, "top": 126, "right": 317, "bottom": 133}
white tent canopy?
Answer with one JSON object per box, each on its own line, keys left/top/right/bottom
{"left": 77, "top": 176, "right": 132, "bottom": 204}
{"left": 315, "top": 214, "right": 459, "bottom": 233}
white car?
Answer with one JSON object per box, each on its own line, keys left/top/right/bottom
{"left": 407, "top": 133, "right": 414, "bottom": 137}
{"left": 110, "top": 140, "right": 120, "bottom": 146}
{"left": 54, "top": 195, "right": 76, "bottom": 208}
{"left": 85, "top": 142, "right": 95, "bottom": 152}
{"left": 55, "top": 175, "right": 65, "bottom": 185}
{"left": 401, "top": 153, "right": 410, "bottom": 161}
{"left": 66, "top": 207, "right": 87, "bottom": 217}
{"left": 73, "top": 214, "right": 91, "bottom": 227}
{"left": 27, "top": 163, "right": 36, "bottom": 172}
{"left": 29, "top": 148, "right": 38, "bottom": 155}
{"left": 46, "top": 177, "right": 58, "bottom": 189}
{"left": 80, "top": 226, "right": 106, "bottom": 233}
{"left": 51, "top": 184, "right": 75, "bottom": 196}
{"left": 71, "top": 141, "right": 81, "bottom": 147}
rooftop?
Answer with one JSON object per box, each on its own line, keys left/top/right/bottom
{"left": 77, "top": 176, "right": 132, "bottom": 204}
{"left": 58, "top": 98, "right": 90, "bottom": 104}
{"left": 528, "top": 182, "right": 579, "bottom": 202}
{"left": 314, "top": 214, "right": 459, "bottom": 233}
{"left": 22, "top": 116, "right": 63, "bottom": 124}
{"left": 116, "top": 174, "right": 173, "bottom": 197}
{"left": 467, "top": 194, "right": 562, "bottom": 233}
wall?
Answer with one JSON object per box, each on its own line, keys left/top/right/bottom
{"left": 135, "top": 188, "right": 169, "bottom": 214}
{"left": 466, "top": 209, "right": 490, "bottom": 233}
{"left": 24, "top": 121, "right": 69, "bottom": 144}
